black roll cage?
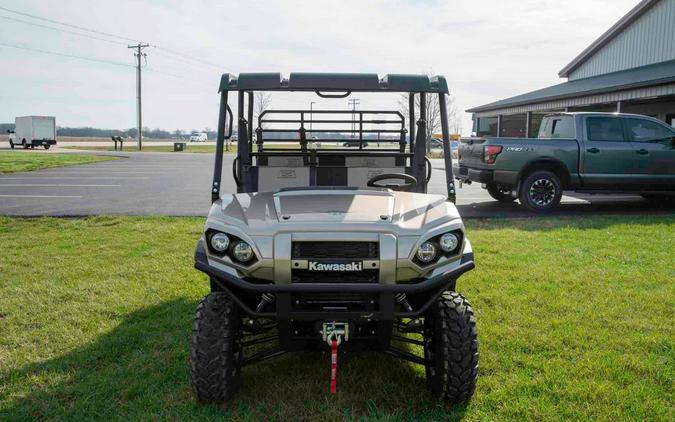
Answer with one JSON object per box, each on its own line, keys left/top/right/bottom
{"left": 211, "top": 77, "right": 456, "bottom": 203}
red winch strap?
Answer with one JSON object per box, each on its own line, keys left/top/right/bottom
{"left": 330, "top": 339, "right": 338, "bottom": 394}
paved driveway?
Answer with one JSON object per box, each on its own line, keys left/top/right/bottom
{"left": 0, "top": 150, "right": 670, "bottom": 217}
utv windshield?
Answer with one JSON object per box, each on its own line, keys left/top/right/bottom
{"left": 210, "top": 72, "right": 456, "bottom": 202}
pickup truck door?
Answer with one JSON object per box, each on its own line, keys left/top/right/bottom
{"left": 580, "top": 116, "right": 638, "bottom": 187}
{"left": 624, "top": 117, "right": 675, "bottom": 186}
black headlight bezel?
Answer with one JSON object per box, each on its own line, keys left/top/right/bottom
{"left": 206, "top": 229, "right": 258, "bottom": 266}
{"left": 412, "top": 229, "right": 463, "bottom": 266}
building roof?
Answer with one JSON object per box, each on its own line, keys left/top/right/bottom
{"left": 466, "top": 59, "right": 675, "bottom": 113}
{"left": 558, "top": 0, "right": 660, "bottom": 78}
{"left": 218, "top": 73, "right": 449, "bottom": 94}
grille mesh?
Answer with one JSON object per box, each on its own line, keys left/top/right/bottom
{"left": 291, "top": 269, "right": 379, "bottom": 283}
{"left": 292, "top": 241, "right": 379, "bottom": 259}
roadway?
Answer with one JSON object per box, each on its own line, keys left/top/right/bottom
{"left": 0, "top": 149, "right": 671, "bottom": 217}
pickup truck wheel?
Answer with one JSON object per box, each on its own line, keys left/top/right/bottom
{"left": 190, "top": 292, "right": 243, "bottom": 403}
{"left": 519, "top": 171, "right": 562, "bottom": 212}
{"left": 424, "top": 291, "right": 479, "bottom": 404}
{"left": 486, "top": 183, "right": 514, "bottom": 202}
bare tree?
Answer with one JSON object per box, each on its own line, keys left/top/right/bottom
{"left": 399, "top": 92, "right": 460, "bottom": 153}
{"left": 254, "top": 92, "right": 272, "bottom": 128}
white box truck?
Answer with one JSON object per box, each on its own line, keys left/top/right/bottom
{"left": 10, "top": 116, "right": 57, "bottom": 150}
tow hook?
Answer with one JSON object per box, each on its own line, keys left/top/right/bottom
{"left": 322, "top": 321, "right": 349, "bottom": 345}
{"left": 322, "top": 322, "right": 348, "bottom": 394}
{"left": 255, "top": 293, "right": 275, "bottom": 312}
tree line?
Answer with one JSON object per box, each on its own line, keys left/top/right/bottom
{"left": 1, "top": 123, "right": 217, "bottom": 140}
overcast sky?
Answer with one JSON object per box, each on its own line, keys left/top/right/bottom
{"left": 0, "top": 0, "right": 639, "bottom": 134}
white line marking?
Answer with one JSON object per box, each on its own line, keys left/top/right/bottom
{"left": 0, "top": 194, "right": 82, "bottom": 198}
{"left": 0, "top": 177, "right": 148, "bottom": 180}
{"left": 0, "top": 184, "right": 120, "bottom": 187}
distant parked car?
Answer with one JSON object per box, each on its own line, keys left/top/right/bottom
{"left": 428, "top": 138, "right": 460, "bottom": 159}
{"left": 343, "top": 140, "right": 368, "bottom": 147}
{"left": 189, "top": 132, "right": 208, "bottom": 142}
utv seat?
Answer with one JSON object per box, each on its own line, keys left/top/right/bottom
{"left": 256, "top": 153, "right": 311, "bottom": 191}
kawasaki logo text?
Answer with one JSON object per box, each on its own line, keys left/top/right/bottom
{"left": 308, "top": 261, "right": 362, "bottom": 271}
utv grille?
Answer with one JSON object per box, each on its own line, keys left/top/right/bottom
{"left": 291, "top": 269, "right": 379, "bottom": 283}
{"left": 292, "top": 241, "right": 379, "bottom": 259}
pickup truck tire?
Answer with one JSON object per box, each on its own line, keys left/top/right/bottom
{"left": 519, "top": 170, "right": 562, "bottom": 212}
{"left": 190, "top": 292, "right": 243, "bottom": 403}
{"left": 486, "top": 183, "right": 515, "bottom": 203}
{"left": 424, "top": 291, "right": 478, "bottom": 404}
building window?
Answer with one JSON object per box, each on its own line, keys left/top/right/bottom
{"left": 476, "top": 116, "right": 498, "bottom": 136}
{"left": 500, "top": 114, "right": 527, "bottom": 137}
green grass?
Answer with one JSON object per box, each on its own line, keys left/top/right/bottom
{"left": 0, "top": 216, "right": 673, "bottom": 420}
{"left": 0, "top": 152, "right": 118, "bottom": 173}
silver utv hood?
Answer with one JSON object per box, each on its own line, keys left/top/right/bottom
{"left": 274, "top": 189, "right": 394, "bottom": 223}
{"left": 211, "top": 189, "right": 460, "bottom": 234}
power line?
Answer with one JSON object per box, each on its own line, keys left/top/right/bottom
{"left": 152, "top": 49, "right": 223, "bottom": 71}
{"left": 0, "top": 14, "right": 128, "bottom": 46}
{"left": 0, "top": 6, "right": 226, "bottom": 71}
{"left": 0, "top": 41, "right": 212, "bottom": 86}
{"left": 0, "top": 42, "right": 133, "bottom": 67}
{"left": 153, "top": 46, "right": 224, "bottom": 70}
{"left": 145, "top": 68, "right": 214, "bottom": 87}
{"left": 0, "top": 5, "right": 141, "bottom": 43}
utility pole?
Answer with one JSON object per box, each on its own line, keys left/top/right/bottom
{"left": 128, "top": 43, "right": 149, "bottom": 150}
{"left": 347, "top": 98, "right": 360, "bottom": 139}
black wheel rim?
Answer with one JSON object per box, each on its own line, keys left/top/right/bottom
{"left": 529, "top": 178, "right": 556, "bottom": 206}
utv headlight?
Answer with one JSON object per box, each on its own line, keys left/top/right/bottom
{"left": 416, "top": 241, "right": 437, "bottom": 263}
{"left": 231, "top": 241, "right": 254, "bottom": 262}
{"left": 439, "top": 232, "right": 459, "bottom": 252}
{"left": 209, "top": 232, "right": 230, "bottom": 252}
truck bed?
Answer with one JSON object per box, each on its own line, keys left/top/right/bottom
{"left": 455, "top": 136, "right": 580, "bottom": 187}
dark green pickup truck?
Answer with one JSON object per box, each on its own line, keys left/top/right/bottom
{"left": 454, "top": 112, "right": 675, "bottom": 212}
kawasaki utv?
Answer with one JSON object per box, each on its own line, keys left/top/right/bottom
{"left": 191, "top": 72, "right": 478, "bottom": 403}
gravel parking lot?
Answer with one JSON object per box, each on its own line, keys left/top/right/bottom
{"left": 0, "top": 148, "right": 669, "bottom": 217}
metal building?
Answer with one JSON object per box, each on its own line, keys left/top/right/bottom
{"left": 467, "top": 0, "right": 675, "bottom": 137}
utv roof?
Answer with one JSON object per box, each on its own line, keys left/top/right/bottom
{"left": 218, "top": 73, "right": 449, "bottom": 94}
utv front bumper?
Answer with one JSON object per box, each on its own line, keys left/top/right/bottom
{"left": 194, "top": 239, "right": 474, "bottom": 321}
